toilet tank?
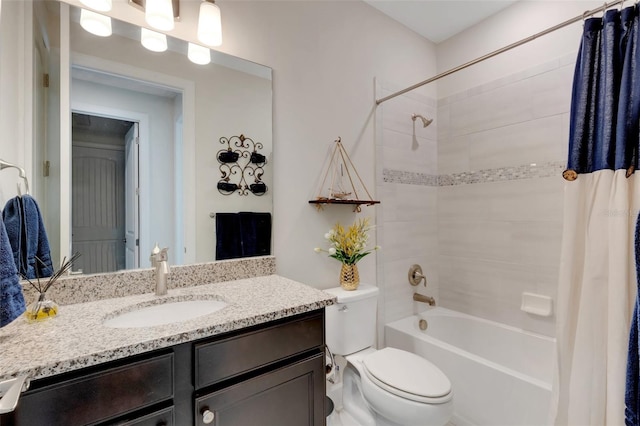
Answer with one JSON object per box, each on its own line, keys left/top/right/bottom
{"left": 324, "top": 284, "right": 379, "bottom": 355}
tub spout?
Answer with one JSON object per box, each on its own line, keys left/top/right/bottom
{"left": 413, "top": 293, "right": 435, "bottom": 306}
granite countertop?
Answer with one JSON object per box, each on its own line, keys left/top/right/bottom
{"left": 0, "top": 275, "right": 335, "bottom": 382}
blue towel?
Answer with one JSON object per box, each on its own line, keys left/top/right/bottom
{"left": 0, "top": 216, "right": 25, "bottom": 327}
{"left": 625, "top": 212, "right": 640, "bottom": 425}
{"left": 2, "top": 195, "right": 53, "bottom": 279}
{"left": 239, "top": 212, "right": 271, "bottom": 257}
{"left": 215, "top": 213, "right": 242, "bottom": 260}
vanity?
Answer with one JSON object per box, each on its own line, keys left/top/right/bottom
{"left": 0, "top": 267, "right": 335, "bottom": 425}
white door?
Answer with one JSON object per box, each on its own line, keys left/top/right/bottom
{"left": 71, "top": 144, "right": 126, "bottom": 274}
{"left": 125, "top": 123, "right": 140, "bottom": 269}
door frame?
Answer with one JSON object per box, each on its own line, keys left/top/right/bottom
{"left": 124, "top": 122, "right": 139, "bottom": 269}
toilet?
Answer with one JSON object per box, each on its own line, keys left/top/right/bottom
{"left": 325, "top": 284, "right": 453, "bottom": 426}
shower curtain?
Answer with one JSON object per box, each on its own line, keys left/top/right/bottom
{"left": 552, "top": 7, "right": 640, "bottom": 425}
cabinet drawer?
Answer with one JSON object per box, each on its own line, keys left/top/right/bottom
{"left": 195, "top": 353, "right": 325, "bottom": 426}
{"left": 7, "top": 353, "right": 173, "bottom": 426}
{"left": 194, "top": 311, "right": 324, "bottom": 389}
{"left": 114, "top": 406, "right": 174, "bottom": 426}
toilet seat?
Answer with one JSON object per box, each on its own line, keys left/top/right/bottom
{"left": 362, "top": 347, "right": 452, "bottom": 404}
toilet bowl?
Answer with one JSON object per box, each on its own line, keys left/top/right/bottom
{"left": 344, "top": 347, "right": 452, "bottom": 426}
{"left": 324, "top": 285, "right": 453, "bottom": 426}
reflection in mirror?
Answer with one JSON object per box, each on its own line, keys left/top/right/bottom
{"left": 40, "top": 2, "right": 273, "bottom": 274}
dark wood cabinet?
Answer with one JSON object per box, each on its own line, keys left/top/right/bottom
{"left": 1, "top": 310, "right": 326, "bottom": 426}
{"left": 195, "top": 353, "right": 324, "bottom": 426}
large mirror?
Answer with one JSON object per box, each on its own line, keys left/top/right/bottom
{"left": 34, "top": 1, "right": 273, "bottom": 274}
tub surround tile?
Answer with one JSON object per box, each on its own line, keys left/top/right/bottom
{"left": 381, "top": 129, "right": 437, "bottom": 174}
{"left": 437, "top": 52, "right": 576, "bottom": 107}
{"left": 21, "top": 256, "right": 276, "bottom": 306}
{"left": 531, "top": 64, "right": 574, "bottom": 119}
{"left": 448, "top": 78, "right": 535, "bottom": 137}
{"left": 1, "top": 274, "right": 334, "bottom": 382}
{"left": 438, "top": 255, "right": 559, "bottom": 336}
{"left": 467, "top": 116, "right": 565, "bottom": 171}
{"left": 377, "top": 55, "right": 572, "bottom": 339}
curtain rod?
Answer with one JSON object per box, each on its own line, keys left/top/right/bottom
{"left": 376, "top": 0, "right": 626, "bottom": 105}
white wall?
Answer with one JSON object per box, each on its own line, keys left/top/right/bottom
{"left": 220, "top": 1, "right": 437, "bottom": 286}
{"left": 0, "top": 1, "right": 30, "bottom": 204}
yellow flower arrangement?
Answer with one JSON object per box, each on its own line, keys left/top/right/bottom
{"left": 315, "top": 217, "right": 380, "bottom": 265}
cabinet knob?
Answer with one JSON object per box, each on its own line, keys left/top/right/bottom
{"left": 202, "top": 409, "right": 215, "bottom": 424}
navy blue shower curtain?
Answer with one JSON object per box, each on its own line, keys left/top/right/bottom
{"left": 564, "top": 7, "right": 640, "bottom": 180}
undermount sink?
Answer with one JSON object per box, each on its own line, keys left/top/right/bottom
{"left": 103, "top": 298, "right": 228, "bottom": 329}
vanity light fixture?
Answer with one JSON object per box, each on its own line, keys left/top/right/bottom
{"left": 141, "top": 28, "right": 168, "bottom": 52}
{"left": 188, "top": 42, "right": 211, "bottom": 65}
{"left": 79, "top": 0, "right": 112, "bottom": 12}
{"left": 144, "top": 0, "right": 175, "bottom": 31}
{"left": 80, "top": 9, "right": 112, "bottom": 37}
{"left": 197, "top": 0, "right": 222, "bottom": 47}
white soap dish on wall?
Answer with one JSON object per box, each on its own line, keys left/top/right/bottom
{"left": 521, "top": 292, "right": 553, "bottom": 317}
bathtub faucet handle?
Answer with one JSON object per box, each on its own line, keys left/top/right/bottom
{"left": 408, "top": 264, "right": 427, "bottom": 287}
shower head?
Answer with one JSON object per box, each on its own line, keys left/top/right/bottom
{"left": 412, "top": 113, "right": 433, "bottom": 128}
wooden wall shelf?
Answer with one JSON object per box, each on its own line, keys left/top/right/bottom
{"left": 310, "top": 137, "right": 379, "bottom": 212}
{"left": 309, "top": 199, "right": 380, "bottom": 212}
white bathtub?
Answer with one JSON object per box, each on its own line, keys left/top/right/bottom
{"left": 385, "top": 307, "right": 556, "bottom": 426}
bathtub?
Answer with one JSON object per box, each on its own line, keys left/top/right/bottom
{"left": 385, "top": 307, "right": 556, "bottom": 426}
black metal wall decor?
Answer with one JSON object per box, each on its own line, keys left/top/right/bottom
{"left": 217, "top": 134, "right": 268, "bottom": 196}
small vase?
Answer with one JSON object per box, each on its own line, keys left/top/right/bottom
{"left": 340, "top": 263, "right": 360, "bottom": 291}
{"left": 24, "top": 292, "right": 59, "bottom": 322}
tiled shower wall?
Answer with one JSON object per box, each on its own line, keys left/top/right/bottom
{"left": 377, "top": 53, "right": 575, "bottom": 340}
{"left": 375, "top": 80, "right": 438, "bottom": 345}
{"left": 437, "top": 54, "right": 574, "bottom": 337}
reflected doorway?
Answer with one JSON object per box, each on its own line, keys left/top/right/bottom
{"left": 70, "top": 65, "right": 185, "bottom": 270}
{"left": 71, "top": 113, "right": 138, "bottom": 274}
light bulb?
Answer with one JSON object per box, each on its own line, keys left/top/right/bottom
{"left": 145, "top": 0, "right": 174, "bottom": 31}
{"left": 141, "top": 28, "right": 167, "bottom": 52}
{"left": 197, "top": 1, "right": 222, "bottom": 47}
{"left": 188, "top": 43, "right": 211, "bottom": 65}
{"left": 79, "top": 0, "right": 112, "bottom": 12}
{"left": 80, "top": 9, "right": 112, "bottom": 37}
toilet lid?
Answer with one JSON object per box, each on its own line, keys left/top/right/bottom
{"left": 363, "top": 347, "right": 451, "bottom": 402}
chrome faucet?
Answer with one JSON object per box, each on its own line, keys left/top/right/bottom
{"left": 413, "top": 293, "right": 436, "bottom": 306}
{"left": 150, "top": 244, "right": 169, "bottom": 296}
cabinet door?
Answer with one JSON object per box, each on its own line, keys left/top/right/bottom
{"left": 195, "top": 353, "right": 325, "bottom": 426}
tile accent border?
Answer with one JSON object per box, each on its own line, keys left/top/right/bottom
{"left": 383, "top": 169, "right": 439, "bottom": 186}
{"left": 383, "top": 161, "right": 565, "bottom": 187}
